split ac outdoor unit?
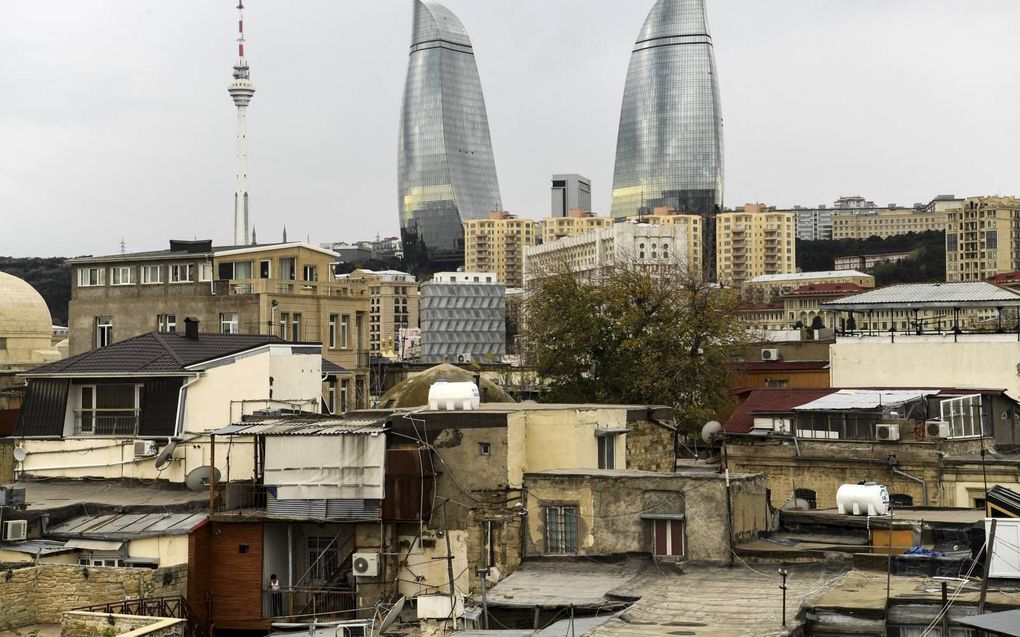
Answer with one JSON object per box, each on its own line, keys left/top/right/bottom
{"left": 3, "top": 520, "right": 27, "bottom": 542}
{"left": 134, "top": 440, "right": 158, "bottom": 458}
{"left": 352, "top": 552, "right": 380, "bottom": 578}
{"left": 925, "top": 420, "right": 951, "bottom": 439}
{"left": 761, "top": 349, "right": 780, "bottom": 361}
{"left": 456, "top": 353, "right": 473, "bottom": 364}
{"left": 875, "top": 424, "right": 901, "bottom": 442}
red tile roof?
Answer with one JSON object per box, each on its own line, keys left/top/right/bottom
{"left": 738, "top": 303, "right": 784, "bottom": 311}
{"left": 784, "top": 283, "right": 868, "bottom": 297}
{"left": 724, "top": 388, "right": 837, "bottom": 434}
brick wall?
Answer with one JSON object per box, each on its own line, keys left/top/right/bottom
{"left": 626, "top": 417, "right": 675, "bottom": 473}
{"left": 0, "top": 564, "right": 186, "bottom": 627}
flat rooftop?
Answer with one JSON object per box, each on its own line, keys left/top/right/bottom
{"left": 15, "top": 480, "right": 208, "bottom": 511}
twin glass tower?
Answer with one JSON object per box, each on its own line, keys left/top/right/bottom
{"left": 397, "top": 0, "right": 724, "bottom": 268}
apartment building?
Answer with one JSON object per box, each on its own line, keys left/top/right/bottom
{"left": 463, "top": 211, "right": 539, "bottom": 287}
{"left": 539, "top": 208, "right": 614, "bottom": 245}
{"left": 338, "top": 269, "right": 419, "bottom": 358}
{"left": 831, "top": 207, "right": 948, "bottom": 240}
{"left": 946, "top": 196, "right": 1020, "bottom": 282}
{"left": 716, "top": 204, "right": 797, "bottom": 286}
{"left": 624, "top": 207, "right": 704, "bottom": 275}
{"left": 67, "top": 240, "right": 371, "bottom": 408}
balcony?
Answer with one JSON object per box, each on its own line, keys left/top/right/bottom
{"left": 221, "top": 279, "right": 357, "bottom": 298}
{"left": 74, "top": 409, "right": 140, "bottom": 436}
{"left": 263, "top": 588, "right": 358, "bottom": 623}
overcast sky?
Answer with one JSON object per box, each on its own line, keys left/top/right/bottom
{"left": 2, "top": 1, "right": 1019, "bottom": 258}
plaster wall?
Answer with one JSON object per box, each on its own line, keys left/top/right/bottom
{"left": 509, "top": 409, "right": 628, "bottom": 488}
{"left": 0, "top": 549, "right": 77, "bottom": 564}
{"left": 128, "top": 534, "right": 190, "bottom": 567}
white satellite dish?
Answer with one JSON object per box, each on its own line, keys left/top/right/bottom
{"left": 184, "top": 465, "right": 221, "bottom": 492}
{"left": 153, "top": 440, "right": 178, "bottom": 471}
{"left": 378, "top": 596, "right": 406, "bottom": 635}
{"left": 701, "top": 420, "right": 723, "bottom": 444}
{"left": 12, "top": 448, "right": 28, "bottom": 463}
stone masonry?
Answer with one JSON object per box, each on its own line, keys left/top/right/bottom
{"left": 0, "top": 564, "right": 186, "bottom": 628}
{"left": 61, "top": 612, "right": 184, "bottom": 637}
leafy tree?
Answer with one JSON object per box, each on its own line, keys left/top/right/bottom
{"left": 521, "top": 259, "right": 753, "bottom": 434}
{"left": 0, "top": 257, "right": 71, "bottom": 325}
{"left": 796, "top": 230, "right": 946, "bottom": 285}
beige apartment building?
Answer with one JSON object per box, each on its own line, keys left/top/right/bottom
{"left": 67, "top": 240, "right": 371, "bottom": 410}
{"left": 743, "top": 270, "right": 875, "bottom": 304}
{"left": 463, "top": 211, "right": 539, "bottom": 287}
{"left": 946, "top": 196, "right": 1020, "bottom": 282}
{"left": 716, "top": 204, "right": 797, "bottom": 286}
{"left": 539, "top": 208, "right": 615, "bottom": 244}
{"left": 831, "top": 208, "right": 948, "bottom": 240}
{"left": 624, "top": 207, "right": 704, "bottom": 275}
{"left": 339, "top": 269, "right": 419, "bottom": 358}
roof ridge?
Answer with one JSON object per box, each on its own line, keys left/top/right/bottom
{"left": 152, "top": 332, "right": 186, "bottom": 367}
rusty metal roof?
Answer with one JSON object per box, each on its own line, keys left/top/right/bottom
{"left": 48, "top": 512, "right": 207, "bottom": 540}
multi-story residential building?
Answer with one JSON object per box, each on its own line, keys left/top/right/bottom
{"left": 743, "top": 270, "right": 875, "bottom": 303}
{"left": 67, "top": 240, "right": 371, "bottom": 408}
{"left": 538, "top": 208, "right": 614, "bottom": 245}
{"left": 831, "top": 206, "right": 947, "bottom": 240}
{"left": 793, "top": 207, "right": 834, "bottom": 241}
{"left": 833, "top": 252, "right": 912, "bottom": 272}
{"left": 463, "top": 211, "right": 539, "bottom": 287}
{"left": 420, "top": 272, "right": 505, "bottom": 364}
{"left": 338, "top": 269, "right": 419, "bottom": 358}
{"left": 625, "top": 207, "right": 704, "bottom": 275}
{"left": 716, "top": 204, "right": 797, "bottom": 286}
{"left": 551, "top": 174, "right": 592, "bottom": 217}
{"left": 525, "top": 222, "right": 693, "bottom": 285}
{"left": 946, "top": 196, "right": 1020, "bottom": 282}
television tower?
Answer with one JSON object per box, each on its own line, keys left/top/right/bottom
{"left": 229, "top": 1, "right": 255, "bottom": 245}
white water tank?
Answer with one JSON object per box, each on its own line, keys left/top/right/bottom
{"left": 428, "top": 381, "right": 480, "bottom": 411}
{"left": 836, "top": 483, "right": 890, "bottom": 516}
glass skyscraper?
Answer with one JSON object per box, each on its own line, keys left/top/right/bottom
{"left": 398, "top": 0, "right": 503, "bottom": 267}
{"left": 610, "top": 0, "right": 724, "bottom": 272}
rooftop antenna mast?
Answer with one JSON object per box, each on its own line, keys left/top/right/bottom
{"left": 229, "top": 0, "right": 256, "bottom": 246}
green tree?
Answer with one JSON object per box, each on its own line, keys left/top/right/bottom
{"left": 521, "top": 259, "right": 753, "bottom": 433}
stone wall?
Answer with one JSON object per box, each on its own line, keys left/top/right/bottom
{"left": 61, "top": 612, "right": 185, "bottom": 637}
{"left": 625, "top": 413, "right": 676, "bottom": 473}
{"left": 0, "top": 438, "right": 13, "bottom": 484}
{"left": 0, "top": 564, "right": 186, "bottom": 627}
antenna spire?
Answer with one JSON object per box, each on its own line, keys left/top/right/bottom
{"left": 237, "top": 1, "right": 247, "bottom": 64}
{"left": 229, "top": 0, "right": 255, "bottom": 246}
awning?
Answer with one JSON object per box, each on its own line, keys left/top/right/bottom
{"left": 640, "top": 513, "right": 686, "bottom": 521}
{"left": 595, "top": 427, "right": 629, "bottom": 437}
{"left": 64, "top": 539, "right": 123, "bottom": 552}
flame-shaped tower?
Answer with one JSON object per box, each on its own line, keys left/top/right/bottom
{"left": 228, "top": 1, "right": 255, "bottom": 246}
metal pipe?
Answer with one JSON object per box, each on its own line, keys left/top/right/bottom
{"left": 891, "top": 466, "right": 928, "bottom": 505}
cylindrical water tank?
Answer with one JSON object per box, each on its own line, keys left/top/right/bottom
{"left": 836, "top": 483, "right": 890, "bottom": 516}
{"left": 428, "top": 381, "right": 481, "bottom": 411}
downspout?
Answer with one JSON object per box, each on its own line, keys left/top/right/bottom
{"left": 888, "top": 456, "right": 928, "bottom": 505}
{"left": 174, "top": 373, "right": 203, "bottom": 439}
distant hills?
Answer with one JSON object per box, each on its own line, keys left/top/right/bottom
{"left": 0, "top": 257, "right": 70, "bottom": 326}
{"left": 797, "top": 230, "right": 947, "bottom": 286}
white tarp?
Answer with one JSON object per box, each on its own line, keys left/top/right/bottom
{"left": 264, "top": 434, "right": 385, "bottom": 500}
{"left": 64, "top": 539, "right": 124, "bottom": 552}
{"left": 988, "top": 518, "right": 1020, "bottom": 579}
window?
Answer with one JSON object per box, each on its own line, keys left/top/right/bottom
{"left": 290, "top": 313, "right": 301, "bottom": 341}
{"left": 219, "top": 261, "right": 252, "bottom": 280}
{"left": 170, "top": 264, "right": 194, "bottom": 283}
{"left": 479, "top": 442, "right": 491, "bottom": 456}
{"left": 940, "top": 394, "right": 984, "bottom": 438}
{"left": 259, "top": 260, "right": 271, "bottom": 279}
{"left": 339, "top": 380, "right": 349, "bottom": 413}
{"left": 110, "top": 266, "right": 135, "bottom": 285}
{"left": 0, "top": 337, "right": 5, "bottom": 350}
{"left": 78, "top": 555, "right": 121, "bottom": 568}
{"left": 95, "top": 317, "right": 113, "bottom": 348}
{"left": 305, "top": 537, "right": 339, "bottom": 584}
{"left": 77, "top": 383, "right": 139, "bottom": 436}
{"left": 220, "top": 313, "right": 239, "bottom": 334}
{"left": 340, "top": 315, "right": 350, "bottom": 349}
{"left": 597, "top": 435, "right": 616, "bottom": 469}
{"left": 279, "top": 312, "right": 289, "bottom": 340}
{"left": 279, "top": 258, "right": 296, "bottom": 281}
{"left": 156, "top": 314, "right": 176, "bottom": 333}
{"left": 544, "top": 506, "right": 578, "bottom": 554}
{"left": 652, "top": 519, "right": 685, "bottom": 557}
{"left": 141, "top": 265, "right": 162, "bottom": 284}
{"left": 198, "top": 263, "right": 213, "bottom": 282}
{"left": 326, "top": 381, "right": 336, "bottom": 415}
{"left": 328, "top": 314, "right": 338, "bottom": 349}
{"left": 77, "top": 267, "right": 105, "bottom": 287}
{"left": 303, "top": 265, "right": 317, "bottom": 281}
{"left": 794, "top": 488, "right": 818, "bottom": 509}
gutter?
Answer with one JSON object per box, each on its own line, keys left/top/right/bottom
{"left": 889, "top": 456, "right": 929, "bottom": 505}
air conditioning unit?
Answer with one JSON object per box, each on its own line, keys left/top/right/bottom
{"left": 760, "top": 349, "right": 780, "bottom": 361}
{"left": 3, "top": 520, "right": 28, "bottom": 542}
{"left": 456, "top": 353, "right": 473, "bottom": 364}
{"left": 133, "top": 440, "right": 158, "bottom": 458}
{"left": 352, "top": 552, "right": 380, "bottom": 578}
{"left": 0, "top": 487, "right": 26, "bottom": 507}
{"left": 926, "top": 420, "right": 951, "bottom": 439}
{"left": 875, "top": 424, "right": 901, "bottom": 442}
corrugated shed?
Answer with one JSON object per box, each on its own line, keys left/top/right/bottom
{"left": 48, "top": 512, "right": 207, "bottom": 540}
{"left": 725, "top": 388, "right": 838, "bottom": 434}
{"left": 823, "top": 282, "right": 1020, "bottom": 309}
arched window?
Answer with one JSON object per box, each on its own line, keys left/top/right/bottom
{"left": 890, "top": 493, "right": 914, "bottom": 508}
{"left": 794, "top": 488, "right": 817, "bottom": 510}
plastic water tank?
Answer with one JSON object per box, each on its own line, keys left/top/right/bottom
{"left": 427, "top": 381, "right": 480, "bottom": 411}
{"left": 836, "top": 483, "right": 891, "bottom": 516}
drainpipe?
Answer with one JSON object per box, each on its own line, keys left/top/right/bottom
{"left": 174, "top": 373, "right": 203, "bottom": 439}
{"left": 888, "top": 455, "right": 928, "bottom": 505}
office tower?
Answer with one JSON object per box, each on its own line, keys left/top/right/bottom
{"left": 551, "top": 174, "right": 592, "bottom": 218}
{"left": 398, "top": 0, "right": 503, "bottom": 268}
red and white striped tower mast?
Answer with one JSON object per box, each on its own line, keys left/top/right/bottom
{"left": 228, "top": 1, "right": 255, "bottom": 245}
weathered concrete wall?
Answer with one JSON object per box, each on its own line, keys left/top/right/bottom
{"left": 0, "top": 437, "right": 13, "bottom": 484}
{"left": 61, "top": 612, "right": 185, "bottom": 637}
{"left": 0, "top": 564, "right": 186, "bottom": 627}
{"left": 523, "top": 471, "right": 769, "bottom": 562}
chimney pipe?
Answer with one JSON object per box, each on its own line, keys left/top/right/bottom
{"left": 184, "top": 317, "right": 200, "bottom": 340}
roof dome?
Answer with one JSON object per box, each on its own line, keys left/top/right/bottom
{"left": 0, "top": 271, "right": 53, "bottom": 337}
{"left": 380, "top": 363, "right": 514, "bottom": 409}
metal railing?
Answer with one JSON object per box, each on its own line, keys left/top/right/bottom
{"left": 265, "top": 588, "right": 357, "bottom": 621}
{"left": 74, "top": 409, "right": 139, "bottom": 436}
{"left": 74, "top": 595, "right": 204, "bottom": 637}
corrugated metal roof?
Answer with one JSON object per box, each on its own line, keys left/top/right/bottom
{"left": 954, "top": 609, "right": 1020, "bottom": 636}
{"left": 822, "top": 282, "right": 1020, "bottom": 309}
{"left": 216, "top": 417, "right": 387, "bottom": 436}
{"left": 48, "top": 512, "right": 207, "bottom": 540}
{"left": 749, "top": 270, "right": 869, "bottom": 283}
{"left": 725, "top": 388, "right": 838, "bottom": 434}
{"left": 795, "top": 389, "right": 939, "bottom": 411}
{"left": 0, "top": 539, "right": 74, "bottom": 556}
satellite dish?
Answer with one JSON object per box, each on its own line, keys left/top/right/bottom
{"left": 378, "top": 596, "right": 406, "bottom": 635}
{"left": 185, "top": 465, "right": 221, "bottom": 492}
{"left": 701, "top": 421, "right": 723, "bottom": 444}
{"left": 12, "top": 448, "right": 28, "bottom": 463}
{"left": 153, "top": 440, "right": 178, "bottom": 471}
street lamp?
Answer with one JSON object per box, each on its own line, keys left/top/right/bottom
{"left": 778, "top": 567, "right": 790, "bottom": 627}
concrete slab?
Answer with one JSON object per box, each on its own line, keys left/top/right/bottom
{"left": 485, "top": 557, "right": 647, "bottom": 609}
{"left": 16, "top": 480, "right": 207, "bottom": 510}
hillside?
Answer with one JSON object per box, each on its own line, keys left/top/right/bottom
{"left": 0, "top": 257, "right": 71, "bottom": 326}
{"left": 796, "top": 231, "right": 946, "bottom": 285}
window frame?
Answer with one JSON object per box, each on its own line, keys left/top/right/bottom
{"left": 340, "top": 315, "right": 350, "bottom": 349}
{"left": 220, "top": 312, "right": 240, "bottom": 334}
{"left": 169, "top": 263, "right": 195, "bottom": 284}
{"left": 544, "top": 505, "right": 579, "bottom": 555}
{"left": 328, "top": 314, "right": 338, "bottom": 349}
{"left": 77, "top": 267, "right": 105, "bottom": 287}
{"left": 110, "top": 266, "right": 136, "bottom": 286}
{"left": 597, "top": 434, "right": 617, "bottom": 470}
{"left": 95, "top": 316, "right": 113, "bottom": 348}
{"left": 141, "top": 265, "right": 163, "bottom": 285}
